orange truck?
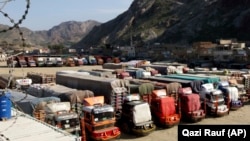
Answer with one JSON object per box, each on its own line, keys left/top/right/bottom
{"left": 82, "top": 96, "right": 121, "bottom": 141}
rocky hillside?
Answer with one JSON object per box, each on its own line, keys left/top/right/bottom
{"left": 73, "top": 0, "right": 250, "bottom": 48}
{"left": 0, "top": 20, "right": 101, "bottom": 46}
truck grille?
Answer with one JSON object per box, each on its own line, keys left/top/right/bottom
{"left": 93, "top": 123, "right": 114, "bottom": 131}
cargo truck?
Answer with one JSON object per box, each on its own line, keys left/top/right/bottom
{"left": 218, "top": 81, "right": 243, "bottom": 110}
{"left": 200, "top": 83, "right": 229, "bottom": 117}
{"left": 56, "top": 73, "right": 130, "bottom": 119}
{"left": 178, "top": 87, "right": 206, "bottom": 122}
{"left": 82, "top": 96, "right": 121, "bottom": 141}
{"left": 118, "top": 94, "right": 156, "bottom": 136}
{"left": 150, "top": 89, "right": 181, "bottom": 127}
{"left": 43, "top": 102, "right": 80, "bottom": 134}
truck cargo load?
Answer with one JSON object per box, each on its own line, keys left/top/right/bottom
{"left": 56, "top": 73, "right": 130, "bottom": 119}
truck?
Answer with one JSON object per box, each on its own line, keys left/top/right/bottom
{"left": 218, "top": 81, "right": 243, "bottom": 110}
{"left": 55, "top": 57, "right": 64, "bottom": 67}
{"left": 87, "top": 55, "right": 97, "bottom": 65}
{"left": 33, "top": 56, "right": 46, "bottom": 67}
{"left": 65, "top": 57, "right": 75, "bottom": 67}
{"left": 82, "top": 96, "right": 121, "bottom": 141}
{"left": 200, "top": 83, "right": 229, "bottom": 117}
{"left": 118, "top": 94, "right": 156, "bottom": 136}
{"left": 43, "top": 102, "right": 81, "bottom": 134}
{"left": 45, "top": 57, "right": 54, "bottom": 67}
{"left": 24, "top": 56, "right": 36, "bottom": 67}
{"left": 56, "top": 73, "right": 130, "bottom": 119}
{"left": 178, "top": 87, "right": 206, "bottom": 122}
{"left": 73, "top": 57, "right": 84, "bottom": 66}
{"left": 15, "top": 55, "right": 27, "bottom": 67}
{"left": 150, "top": 89, "right": 181, "bottom": 127}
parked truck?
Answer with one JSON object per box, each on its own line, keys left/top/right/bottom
{"left": 55, "top": 57, "right": 64, "bottom": 67}
{"left": 16, "top": 55, "right": 27, "bottom": 67}
{"left": 87, "top": 55, "right": 97, "bottom": 65}
{"left": 178, "top": 87, "right": 206, "bottom": 122}
{"left": 24, "top": 56, "right": 36, "bottom": 67}
{"left": 200, "top": 83, "right": 229, "bottom": 117}
{"left": 65, "top": 57, "right": 75, "bottom": 67}
{"left": 218, "top": 81, "right": 243, "bottom": 110}
{"left": 32, "top": 99, "right": 81, "bottom": 134}
{"left": 150, "top": 89, "right": 181, "bottom": 127}
{"left": 82, "top": 96, "right": 121, "bottom": 141}
{"left": 56, "top": 73, "right": 130, "bottom": 119}
{"left": 34, "top": 56, "right": 45, "bottom": 67}
{"left": 119, "top": 94, "right": 156, "bottom": 136}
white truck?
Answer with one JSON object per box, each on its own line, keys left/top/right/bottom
{"left": 200, "top": 83, "right": 229, "bottom": 117}
{"left": 43, "top": 102, "right": 80, "bottom": 134}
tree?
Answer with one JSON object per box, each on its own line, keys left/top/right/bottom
{"left": 48, "top": 44, "right": 65, "bottom": 54}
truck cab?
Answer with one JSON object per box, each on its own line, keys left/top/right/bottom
{"left": 88, "top": 55, "right": 97, "bottom": 65}
{"left": 200, "top": 83, "right": 229, "bottom": 117}
{"left": 150, "top": 89, "right": 181, "bottom": 127}
{"left": 34, "top": 57, "right": 45, "bottom": 67}
{"left": 218, "top": 81, "right": 243, "bottom": 110}
{"left": 178, "top": 87, "right": 206, "bottom": 122}
{"left": 82, "top": 96, "right": 121, "bottom": 141}
{"left": 119, "top": 94, "right": 156, "bottom": 136}
{"left": 55, "top": 57, "right": 63, "bottom": 67}
{"left": 44, "top": 102, "right": 80, "bottom": 134}
{"left": 24, "top": 56, "right": 36, "bottom": 67}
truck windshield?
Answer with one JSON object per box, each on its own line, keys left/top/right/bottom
{"left": 94, "top": 112, "right": 114, "bottom": 122}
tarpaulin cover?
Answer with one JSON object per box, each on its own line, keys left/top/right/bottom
{"left": 165, "top": 74, "right": 220, "bottom": 84}
{"left": 160, "top": 96, "right": 176, "bottom": 116}
{"left": 138, "top": 83, "right": 154, "bottom": 95}
{"left": 218, "top": 81, "right": 239, "bottom": 102}
{"left": 132, "top": 102, "right": 152, "bottom": 124}
{"left": 9, "top": 90, "right": 37, "bottom": 115}
{"left": 180, "top": 94, "right": 201, "bottom": 112}
{"left": 56, "top": 74, "right": 129, "bottom": 105}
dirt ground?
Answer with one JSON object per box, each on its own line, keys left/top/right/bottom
{"left": 0, "top": 61, "right": 250, "bottom": 141}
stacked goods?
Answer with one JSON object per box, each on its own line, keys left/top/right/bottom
{"left": 27, "top": 83, "right": 94, "bottom": 114}
{"left": 139, "top": 64, "right": 169, "bottom": 75}
{"left": 138, "top": 83, "right": 154, "bottom": 104}
{"left": 27, "top": 72, "right": 55, "bottom": 84}
{"left": 33, "top": 110, "right": 46, "bottom": 121}
{"left": 56, "top": 73, "right": 130, "bottom": 119}
{"left": 166, "top": 82, "right": 182, "bottom": 103}
{"left": 102, "top": 63, "right": 126, "bottom": 69}
{"left": 78, "top": 69, "right": 116, "bottom": 78}
{"left": 31, "top": 97, "right": 60, "bottom": 121}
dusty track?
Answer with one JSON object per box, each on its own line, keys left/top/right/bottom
{"left": 0, "top": 61, "right": 250, "bottom": 141}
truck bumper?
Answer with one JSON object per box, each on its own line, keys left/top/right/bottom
{"left": 213, "top": 109, "right": 229, "bottom": 117}
{"left": 131, "top": 124, "right": 156, "bottom": 136}
{"left": 91, "top": 133, "right": 121, "bottom": 141}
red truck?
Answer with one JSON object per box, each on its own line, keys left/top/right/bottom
{"left": 150, "top": 89, "right": 181, "bottom": 127}
{"left": 178, "top": 87, "right": 206, "bottom": 122}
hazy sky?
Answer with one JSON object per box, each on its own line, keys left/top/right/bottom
{"left": 0, "top": 0, "right": 134, "bottom": 31}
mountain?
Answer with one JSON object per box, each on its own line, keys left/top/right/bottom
{"left": 0, "top": 20, "right": 101, "bottom": 47}
{"left": 73, "top": 0, "right": 250, "bottom": 48}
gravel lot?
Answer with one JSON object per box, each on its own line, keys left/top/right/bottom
{"left": 0, "top": 61, "right": 250, "bottom": 141}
